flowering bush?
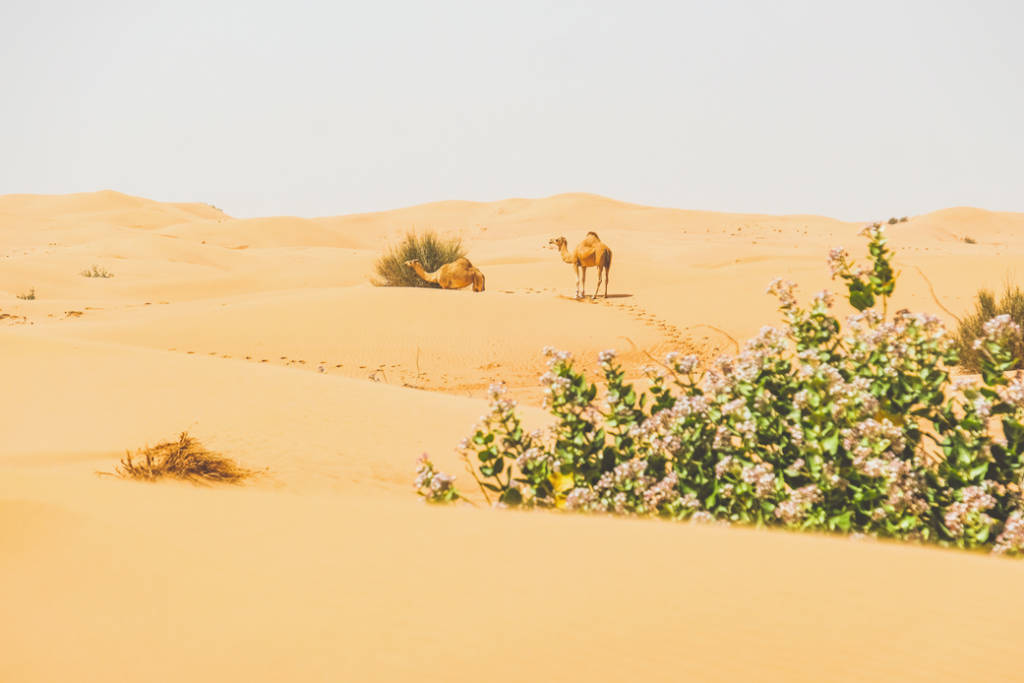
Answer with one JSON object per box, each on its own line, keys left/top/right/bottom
{"left": 419, "top": 225, "right": 1024, "bottom": 556}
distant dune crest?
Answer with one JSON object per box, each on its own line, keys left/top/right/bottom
{"left": 2, "top": 190, "right": 1022, "bottom": 251}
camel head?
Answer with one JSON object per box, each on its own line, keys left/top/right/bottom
{"left": 547, "top": 236, "right": 567, "bottom": 250}
{"left": 404, "top": 259, "right": 421, "bottom": 268}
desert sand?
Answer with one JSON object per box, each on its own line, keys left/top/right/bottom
{"left": 3, "top": 190, "right": 1024, "bottom": 681}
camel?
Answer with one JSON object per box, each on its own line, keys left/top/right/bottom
{"left": 404, "top": 257, "right": 485, "bottom": 292}
{"left": 549, "top": 232, "right": 612, "bottom": 299}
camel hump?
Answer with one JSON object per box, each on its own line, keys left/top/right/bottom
{"left": 586, "top": 231, "right": 600, "bottom": 239}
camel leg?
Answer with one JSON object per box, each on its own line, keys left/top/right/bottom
{"left": 580, "top": 266, "right": 587, "bottom": 299}
{"left": 593, "top": 268, "right": 602, "bottom": 300}
{"left": 574, "top": 264, "right": 581, "bottom": 298}
{"left": 603, "top": 266, "right": 610, "bottom": 298}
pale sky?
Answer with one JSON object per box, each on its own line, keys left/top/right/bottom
{"left": 2, "top": 0, "right": 1021, "bottom": 220}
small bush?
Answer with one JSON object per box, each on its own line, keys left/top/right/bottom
{"left": 962, "top": 236, "right": 977, "bottom": 245}
{"left": 81, "top": 265, "right": 113, "bottom": 278}
{"left": 372, "top": 230, "right": 465, "bottom": 288}
{"left": 957, "top": 284, "right": 1024, "bottom": 372}
{"left": 17, "top": 288, "right": 35, "bottom": 300}
{"left": 887, "top": 217, "right": 898, "bottom": 225}
{"left": 115, "top": 432, "right": 254, "bottom": 484}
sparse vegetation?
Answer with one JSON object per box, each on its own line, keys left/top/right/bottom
{"left": 420, "top": 227, "right": 1024, "bottom": 556}
{"left": 372, "top": 230, "right": 465, "bottom": 288}
{"left": 963, "top": 236, "right": 977, "bottom": 245}
{"left": 115, "top": 432, "right": 254, "bottom": 484}
{"left": 956, "top": 284, "right": 1024, "bottom": 372}
{"left": 888, "top": 217, "right": 898, "bottom": 225}
{"left": 17, "top": 288, "right": 36, "bottom": 300}
{"left": 81, "top": 265, "right": 113, "bottom": 278}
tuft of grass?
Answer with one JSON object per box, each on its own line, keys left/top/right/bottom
{"left": 16, "top": 288, "right": 36, "bottom": 300}
{"left": 956, "top": 283, "right": 1024, "bottom": 371}
{"left": 887, "top": 217, "right": 898, "bottom": 225}
{"left": 899, "top": 216, "right": 909, "bottom": 223}
{"left": 81, "top": 265, "right": 113, "bottom": 278}
{"left": 371, "top": 230, "right": 465, "bottom": 288}
{"left": 962, "top": 236, "right": 977, "bottom": 245}
{"left": 115, "top": 432, "right": 254, "bottom": 484}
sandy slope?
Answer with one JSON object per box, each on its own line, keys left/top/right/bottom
{"left": 3, "top": 191, "right": 1024, "bottom": 682}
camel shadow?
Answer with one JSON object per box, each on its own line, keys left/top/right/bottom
{"left": 557, "top": 293, "right": 634, "bottom": 302}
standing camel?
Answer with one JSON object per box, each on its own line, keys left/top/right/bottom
{"left": 404, "top": 257, "right": 486, "bottom": 292}
{"left": 548, "top": 232, "right": 612, "bottom": 299}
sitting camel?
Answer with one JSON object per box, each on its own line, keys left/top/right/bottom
{"left": 404, "top": 257, "right": 486, "bottom": 292}
{"left": 549, "top": 232, "right": 612, "bottom": 299}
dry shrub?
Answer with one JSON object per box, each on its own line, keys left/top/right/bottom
{"left": 957, "top": 283, "right": 1024, "bottom": 371}
{"left": 116, "top": 432, "right": 253, "bottom": 484}
{"left": 81, "top": 265, "right": 113, "bottom": 278}
{"left": 371, "top": 230, "right": 465, "bottom": 288}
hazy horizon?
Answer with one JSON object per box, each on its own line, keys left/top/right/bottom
{"left": 3, "top": 0, "right": 1022, "bottom": 221}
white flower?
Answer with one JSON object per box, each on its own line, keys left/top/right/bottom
{"left": 740, "top": 463, "right": 775, "bottom": 498}
{"left": 983, "top": 314, "right": 1022, "bottom": 342}
{"left": 665, "top": 352, "right": 698, "bottom": 374}
{"left": 997, "top": 377, "right": 1024, "bottom": 408}
{"left": 766, "top": 278, "right": 798, "bottom": 308}
{"left": 994, "top": 511, "right": 1024, "bottom": 554}
{"left": 952, "top": 376, "right": 976, "bottom": 392}
{"left": 721, "top": 398, "right": 746, "bottom": 416}
{"left": 565, "top": 487, "right": 598, "bottom": 511}
{"left": 813, "top": 290, "right": 835, "bottom": 308}
{"left": 714, "top": 456, "right": 735, "bottom": 478}
{"left": 827, "top": 247, "right": 849, "bottom": 278}
{"left": 972, "top": 396, "right": 992, "bottom": 419}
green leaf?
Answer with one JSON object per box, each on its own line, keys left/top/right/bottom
{"left": 500, "top": 488, "right": 523, "bottom": 506}
{"left": 848, "top": 280, "right": 875, "bottom": 311}
{"left": 1003, "top": 418, "right": 1024, "bottom": 450}
{"left": 967, "top": 462, "right": 989, "bottom": 481}
{"left": 822, "top": 431, "right": 839, "bottom": 455}
{"left": 828, "top": 510, "right": 852, "bottom": 532}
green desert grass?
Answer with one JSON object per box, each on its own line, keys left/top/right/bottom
{"left": 956, "top": 283, "right": 1024, "bottom": 372}
{"left": 372, "top": 230, "right": 465, "bottom": 288}
{"left": 115, "top": 432, "right": 254, "bottom": 484}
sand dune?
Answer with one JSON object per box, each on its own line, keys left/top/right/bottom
{"left": 163, "top": 216, "right": 367, "bottom": 250}
{"left": 3, "top": 190, "right": 1024, "bottom": 682}
{"left": 0, "top": 189, "right": 224, "bottom": 232}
